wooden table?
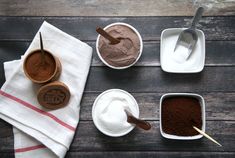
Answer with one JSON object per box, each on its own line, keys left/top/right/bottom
{"left": 0, "top": 1, "right": 235, "bottom": 158}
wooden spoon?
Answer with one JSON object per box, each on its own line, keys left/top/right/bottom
{"left": 39, "top": 32, "right": 46, "bottom": 65}
{"left": 96, "top": 27, "right": 120, "bottom": 44}
{"left": 124, "top": 109, "right": 151, "bottom": 130}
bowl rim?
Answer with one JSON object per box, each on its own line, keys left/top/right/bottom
{"left": 23, "top": 49, "right": 59, "bottom": 83}
{"left": 160, "top": 28, "right": 205, "bottom": 73}
{"left": 92, "top": 89, "right": 140, "bottom": 137}
{"left": 159, "top": 93, "right": 206, "bottom": 140}
{"left": 96, "top": 22, "right": 143, "bottom": 70}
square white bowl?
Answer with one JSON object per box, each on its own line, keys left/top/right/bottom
{"left": 159, "top": 93, "right": 206, "bottom": 140}
{"left": 160, "top": 28, "right": 205, "bottom": 73}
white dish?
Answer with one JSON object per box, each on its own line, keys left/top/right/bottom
{"left": 92, "top": 89, "right": 139, "bottom": 137}
{"left": 159, "top": 93, "right": 206, "bottom": 140}
{"left": 96, "top": 22, "right": 143, "bottom": 70}
{"left": 160, "top": 28, "right": 205, "bottom": 73}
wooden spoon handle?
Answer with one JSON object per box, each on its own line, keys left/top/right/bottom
{"left": 127, "top": 115, "right": 151, "bottom": 130}
{"left": 96, "top": 27, "right": 120, "bottom": 44}
{"left": 39, "top": 32, "right": 45, "bottom": 64}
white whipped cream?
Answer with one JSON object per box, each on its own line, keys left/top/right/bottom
{"left": 92, "top": 89, "right": 139, "bottom": 136}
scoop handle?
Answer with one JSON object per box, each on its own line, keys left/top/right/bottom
{"left": 96, "top": 27, "right": 120, "bottom": 44}
{"left": 191, "top": 7, "right": 204, "bottom": 29}
{"left": 127, "top": 115, "right": 151, "bottom": 130}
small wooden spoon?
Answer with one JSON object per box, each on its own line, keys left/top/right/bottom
{"left": 124, "top": 109, "right": 151, "bottom": 130}
{"left": 96, "top": 27, "right": 120, "bottom": 44}
{"left": 39, "top": 32, "right": 46, "bottom": 65}
{"left": 193, "top": 126, "right": 222, "bottom": 147}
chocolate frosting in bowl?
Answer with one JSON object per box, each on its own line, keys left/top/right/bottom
{"left": 98, "top": 25, "right": 140, "bottom": 67}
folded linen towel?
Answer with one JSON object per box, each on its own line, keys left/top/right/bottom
{"left": 0, "top": 21, "right": 92, "bottom": 158}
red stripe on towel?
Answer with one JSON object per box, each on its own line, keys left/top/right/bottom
{"left": 0, "top": 90, "right": 76, "bottom": 131}
{"left": 15, "top": 144, "right": 46, "bottom": 153}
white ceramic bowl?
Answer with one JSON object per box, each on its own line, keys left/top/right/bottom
{"left": 96, "top": 22, "right": 143, "bottom": 69}
{"left": 159, "top": 93, "right": 206, "bottom": 140}
{"left": 92, "top": 89, "right": 139, "bottom": 137}
{"left": 160, "top": 28, "right": 205, "bottom": 73}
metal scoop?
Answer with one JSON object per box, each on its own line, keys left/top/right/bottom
{"left": 174, "top": 7, "right": 204, "bottom": 60}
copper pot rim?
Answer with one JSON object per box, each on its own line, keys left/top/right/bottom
{"left": 23, "top": 49, "right": 60, "bottom": 84}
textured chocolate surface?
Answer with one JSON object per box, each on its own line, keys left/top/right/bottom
{"left": 98, "top": 25, "right": 140, "bottom": 67}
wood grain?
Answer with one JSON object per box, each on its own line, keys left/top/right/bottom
{"left": 72, "top": 121, "right": 235, "bottom": 152}
{"left": 84, "top": 67, "right": 235, "bottom": 93}
{"left": 0, "top": 121, "right": 14, "bottom": 158}
{"left": 0, "top": 153, "right": 14, "bottom": 158}
{"left": 1, "top": 41, "right": 235, "bottom": 67}
{"left": 65, "top": 151, "right": 235, "bottom": 158}
{"left": 79, "top": 92, "right": 235, "bottom": 121}
{"left": 0, "top": 66, "right": 235, "bottom": 93}
{"left": 0, "top": 92, "right": 233, "bottom": 124}
{"left": 0, "top": 120, "right": 13, "bottom": 138}
{"left": 0, "top": 0, "right": 235, "bottom": 16}
{"left": 0, "top": 67, "right": 235, "bottom": 92}
{"left": 0, "top": 15, "right": 234, "bottom": 157}
{"left": 1, "top": 121, "right": 234, "bottom": 152}
{"left": 0, "top": 17, "right": 234, "bottom": 41}
{"left": 1, "top": 151, "right": 234, "bottom": 158}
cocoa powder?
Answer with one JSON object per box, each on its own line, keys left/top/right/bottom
{"left": 162, "top": 97, "right": 202, "bottom": 136}
{"left": 25, "top": 51, "right": 56, "bottom": 81}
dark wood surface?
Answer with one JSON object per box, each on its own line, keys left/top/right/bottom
{"left": 0, "top": 0, "right": 235, "bottom": 16}
{"left": 0, "top": 17, "right": 235, "bottom": 41}
{"left": 0, "top": 16, "right": 235, "bottom": 158}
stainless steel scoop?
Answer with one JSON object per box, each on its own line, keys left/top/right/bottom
{"left": 174, "top": 7, "right": 204, "bottom": 60}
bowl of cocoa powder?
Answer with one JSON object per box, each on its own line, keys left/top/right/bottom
{"left": 23, "top": 49, "right": 61, "bottom": 84}
{"left": 160, "top": 93, "right": 205, "bottom": 140}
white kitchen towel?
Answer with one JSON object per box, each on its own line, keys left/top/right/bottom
{"left": 0, "top": 21, "right": 93, "bottom": 158}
